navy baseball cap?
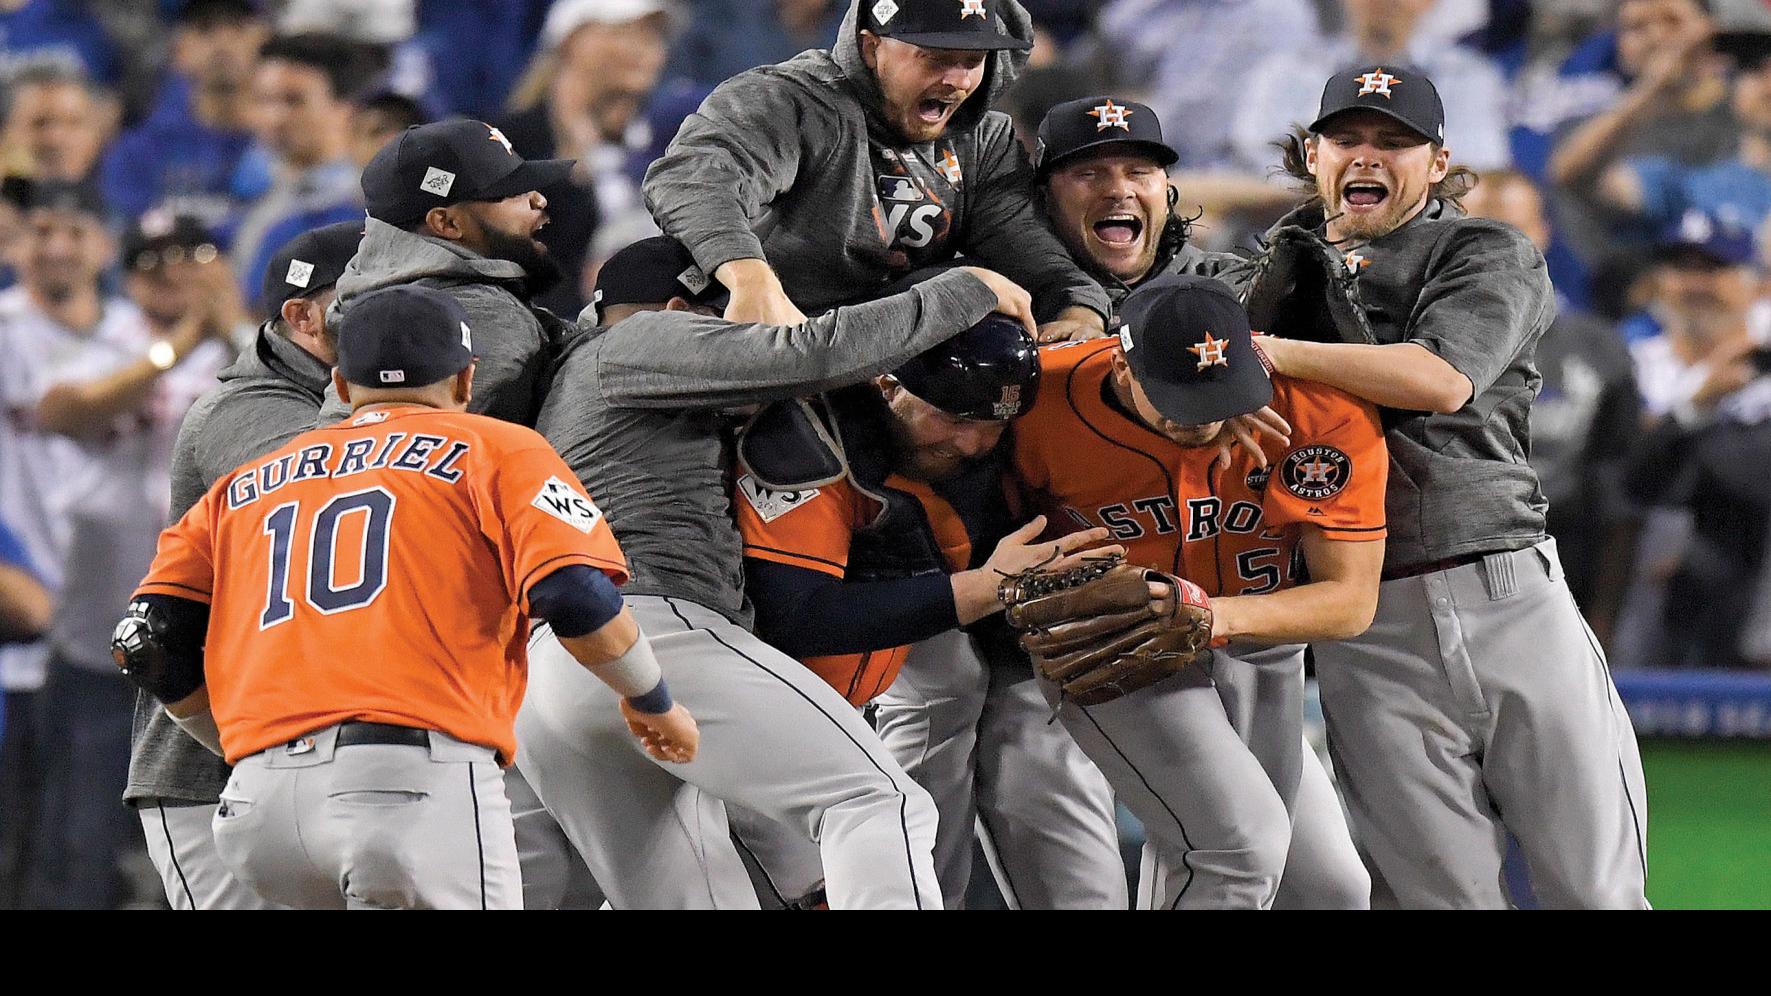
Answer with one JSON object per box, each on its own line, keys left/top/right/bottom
{"left": 1309, "top": 64, "right": 1445, "bottom": 146}
{"left": 336, "top": 285, "right": 475, "bottom": 388}
{"left": 1118, "top": 274, "right": 1271, "bottom": 425}
{"left": 260, "top": 220, "right": 362, "bottom": 310}
{"left": 590, "top": 236, "right": 730, "bottom": 323}
{"left": 362, "top": 119, "right": 574, "bottom": 226}
{"left": 864, "top": 0, "right": 1031, "bottom": 51}
{"left": 1655, "top": 209, "right": 1758, "bottom": 268}
{"left": 1034, "top": 95, "right": 1179, "bottom": 177}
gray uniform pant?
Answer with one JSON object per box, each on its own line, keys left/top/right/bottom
{"left": 139, "top": 801, "right": 284, "bottom": 909}
{"left": 505, "top": 766, "right": 606, "bottom": 909}
{"left": 212, "top": 723, "right": 521, "bottom": 909}
{"left": 872, "top": 629, "right": 1125, "bottom": 909}
{"left": 516, "top": 595, "right": 941, "bottom": 909}
{"left": 1314, "top": 539, "right": 1650, "bottom": 909}
{"left": 1213, "top": 643, "right": 1370, "bottom": 910}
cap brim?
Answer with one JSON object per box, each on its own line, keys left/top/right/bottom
{"left": 1040, "top": 137, "right": 1180, "bottom": 175}
{"left": 1308, "top": 106, "right": 1438, "bottom": 144}
{"left": 1652, "top": 243, "right": 1750, "bottom": 269}
{"left": 886, "top": 30, "right": 1032, "bottom": 51}
{"left": 477, "top": 158, "right": 577, "bottom": 200}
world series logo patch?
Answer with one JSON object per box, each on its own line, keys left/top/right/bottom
{"left": 1280, "top": 444, "right": 1350, "bottom": 500}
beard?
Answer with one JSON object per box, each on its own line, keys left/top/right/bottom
{"left": 479, "top": 224, "right": 564, "bottom": 298}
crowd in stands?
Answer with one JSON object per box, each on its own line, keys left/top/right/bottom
{"left": 0, "top": 0, "right": 1768, "bottom": 908}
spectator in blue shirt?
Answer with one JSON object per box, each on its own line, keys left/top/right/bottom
{"left": 97, "top": 0, "right": 267, "bottom": 231}
{"left": 0, "top": 517, "right": 48, "bottom": 646}
{"left": 1593, "top": 32, "right": 1771, "bottom": 253}
{"left": 231, "top": 33, "right": 367, "bottom": 311}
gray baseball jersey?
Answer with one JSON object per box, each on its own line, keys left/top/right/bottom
{"left": 1237, "top": 200, "right": 1649, "bottom": 908}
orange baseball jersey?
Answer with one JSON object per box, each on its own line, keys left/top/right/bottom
{"left": 1012, "top": 339, "right": 1386, "bottom": 596}
{"left": 135, "top": 405, "right": 628, "bottom": 765}
{"left": 734, "top": 466, "right": 970, "bottom": 705}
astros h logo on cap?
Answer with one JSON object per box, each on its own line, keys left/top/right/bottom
{"left": 1088, "top": 99, "right": 1133, "bottom": 132}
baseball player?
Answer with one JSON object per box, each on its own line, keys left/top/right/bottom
{"left": 1029, "top": 96, "right": 1371, "bottom": 907}
{"left": 325, "top": 118, "right": 578, "bottom": 427}
{"left": 642, "top": 0, "right": 1110, "bottom": 341}
{"left": 116, "top": 285, "right": 697, "bottom": 910}
{"left": 518, "top": 236, "right": 1035, "bottom": 909}
{"left": 733, "top": 310, "right": 1125, "bottom": 909}
{"left": 1010, "top": 274, "right": 1388, "bottom": 909}
{"left": 124, "top": 220, "right": 359, "bottom": 911}
{"left": 1238, "top": 66, "right": 1649, "bottom": 908}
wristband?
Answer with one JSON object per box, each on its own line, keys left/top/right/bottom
{"left": 625, "top": 678, "right": 674, "bottom": 715}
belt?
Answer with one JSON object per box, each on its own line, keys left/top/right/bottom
{"left": 327, "top": 721, "right": 431, "bottom": 749}
{"left": 1380, "top": 549, "right": 1497, "bottom": 582}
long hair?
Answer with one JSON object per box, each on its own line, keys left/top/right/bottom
{"left": 1274, "top": 126, "right": 1478, "bottom": 210}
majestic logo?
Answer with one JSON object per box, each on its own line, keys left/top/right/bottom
{"left": 993, "top": 384, "right": 1023, "bottom": 418}
{"left": 1280, "top": 444, "right": 1351, "bottom": 500}
{"left": 1356, "top": 69, "right": 1399, "bottom": 97}
{"left": 936, "top": 150, "right": 963, "bottom": 186}
{"left": 420, "top": 166, "right": 456, "bottom": 196}
{"left": 958, "top": 0, "right": 987, "bottom": 18}
{"left": 1087, "top": 99, "right": 1132, "bottom": 132}
{"left": 532, "top": 475, "right": 603, "bottom": 533}
{"left": 738, "top": 474, "right": 819, "bottom": 524}
{"left": 1187, "top": 332, "right": 1229, "bottom": 371}
{"left": 285, "top": 258, "right": 314, "bottom": 289}
{"left": 351, "top": 410, "right": 389, "bottom": 426}
{"left": 487, "top": 124, "right": 514, "bottom": 154}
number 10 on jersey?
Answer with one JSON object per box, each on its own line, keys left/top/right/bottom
{"left": 260, "top": 487, "right": 397, "bottom": 628}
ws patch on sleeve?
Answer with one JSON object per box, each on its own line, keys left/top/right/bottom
{"left": 533, "top": 475, "right": 604, "bottom": 533}
{"left": 738, "top": 474, "right": 820, "bottom": 523}
{"left": 1281, "top": 444, "right": 1351, "bottom": 500}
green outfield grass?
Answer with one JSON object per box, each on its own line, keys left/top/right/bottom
{"left": 1643, "top": 740, "right": 1771, "bottom": 909}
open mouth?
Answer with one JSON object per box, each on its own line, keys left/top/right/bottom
{"left": 1342, "top": 180, "right": 1389, "bottom": 208}
{"left": 916, "top": 95, "right": 960, "bottom": 124}
{"left": 1092, "top": 213, "right": 1144, "bottom": 247}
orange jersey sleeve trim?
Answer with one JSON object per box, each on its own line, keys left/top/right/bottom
{"left": 741, "top": 543, "right": 848, "bottom": 578}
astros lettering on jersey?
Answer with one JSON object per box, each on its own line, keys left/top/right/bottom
{"left": 1011, "top": 339, "right": 1387, "bottom": 595}
{"left": 134, "top": 406, "right": 628, "bottom": 764}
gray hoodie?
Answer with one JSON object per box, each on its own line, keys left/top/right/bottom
{"left": 126, "top": 322, "right": 332, "bottom": 807}
{"left": 536, "top": 268, "right": 996, "bottom": 627}
{"left": 642, "top": 0, "right": 1109, "bottom": 321}
{"left": 324, "top": 218, "right": 567, "bottom": 427}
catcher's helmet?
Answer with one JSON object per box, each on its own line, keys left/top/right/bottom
{"left": 892, "top": 313, "right": 1040, "bottom": 421}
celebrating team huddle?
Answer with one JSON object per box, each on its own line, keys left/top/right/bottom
{"left": 115, "top": 0, "right": 1649, "bottom": 910}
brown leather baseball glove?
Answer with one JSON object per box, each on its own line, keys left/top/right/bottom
{"left": 999, "top": 553, "right": 1215, "bottom": 706}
